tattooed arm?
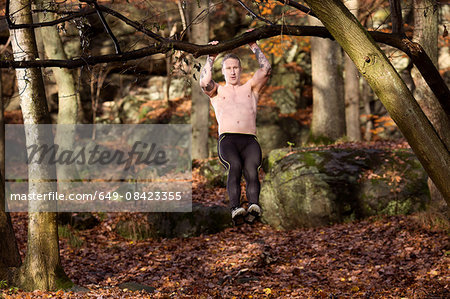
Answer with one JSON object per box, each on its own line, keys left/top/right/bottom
{"left": 249, "top": 41, "right": 272, "bottom": 94}
{"left": 200, "top": 41, "right": 219, "bottom": 97}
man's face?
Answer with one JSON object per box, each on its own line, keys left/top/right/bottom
{"left": 222, "top": 58, "right": 241, "bottom": 86}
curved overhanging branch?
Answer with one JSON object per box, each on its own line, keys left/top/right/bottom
{"left": 2, "top": 23, "right": 448, "bottom": 115}
{"left": 1, "top": 25, "right": 332, "bottom": 69}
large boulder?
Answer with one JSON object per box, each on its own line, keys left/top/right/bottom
{"left": 260, "top": 148, "right": 429, "bottom": 230}
{"left": 146, "top": 76, "right": 190, "bottom": 101}
{"left": 146, "top": 203, "right": 231, "bottom": 238}
{"left": 115, "top": 204, "right": 231, "bottom": 239}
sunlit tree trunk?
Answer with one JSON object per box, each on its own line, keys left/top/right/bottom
{"left": 304, "top": 0, "right": 450, "bottom": 201}
{"left": 36, "top": 0, "right": 79, "bottom": 192}
{"left": 308, "top": 16, "right": 345, "bottom": 141}
{"left": 411, "top": 0, "right": 449, "bottom": 213}
{"left": 344, "top": 0, "right": 361, "bottom": 141}
{"left": 9, "top": 0, "right": 72, "bottom": 290}
{"left": 190, "top": 0, "right": 210, "bottom": 158}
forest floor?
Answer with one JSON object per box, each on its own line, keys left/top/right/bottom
{"left": 2, "top": 156, "right": 449, "bottom": 298}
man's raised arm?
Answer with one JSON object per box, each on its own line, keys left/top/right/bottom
{"left": 199, "top": 41, "right": 219, "bottom": 97}
{"left": 249, "top": 41, "right": 271, "bottom": 94}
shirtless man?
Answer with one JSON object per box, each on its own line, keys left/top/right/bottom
{"left": 199, "top": 39, "right": 271, "bottom": 225}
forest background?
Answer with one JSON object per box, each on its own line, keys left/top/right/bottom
{"left": 0, "top": 0, "right": 449, "bottom": 297}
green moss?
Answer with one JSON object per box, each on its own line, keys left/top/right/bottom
{"left": 302, "top": 152, "right": 319, "bottom": 167}
{"left": 383, "top": 199, "right": 413, "bottom": 215}
{"left": 55, "top": 265, "right": 73, "bottom": 290}
{"left": 266, "top": 148, "right": 290, "bottom": 170}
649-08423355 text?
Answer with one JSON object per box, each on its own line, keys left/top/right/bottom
{"left": 9, "top": 191, "right": 183, "bottom": 201}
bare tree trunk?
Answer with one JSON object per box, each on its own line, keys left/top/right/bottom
{"left": 0, "top": 53, "right": 4, "bottom": 182}
{"left": 9, "top": 0, "right": 72, "bottom": 290}
{"left": 308, "top": 16, "right": 345, "bottom": 141}
{"left": 411, "top": 0, "right": 449, "bottom": 214}
{"left": 344, "top": 0, "right": 362, "bottom": 141}
{"left": 36, "top": 0, "right": 79, "bottom": 193}
{"left": 165, "top": 23, "right": 178, "bottom": 103}
{"left": 304, "top": 0, "right": 450, "bottom": 201}
{"left": 389, "top": 0, "right": 404, "bottom": 34}
{"left": 190, "top": 0, "right": 210, "bottom": 158}
{"left": 362, "top": 79, "right": 373, "bottom": 141}
{"left": 0, "top": 180, "right": 21, "bottom": 283}
{"left": 0, "top": 64, "right": 21, "bottom": 284}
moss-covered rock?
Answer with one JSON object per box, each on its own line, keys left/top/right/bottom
{"left": 261, "top": 148, "right": 429, "bottom": 230}
{"left": 199, "top": 158, "right": 227, "bottom": 188}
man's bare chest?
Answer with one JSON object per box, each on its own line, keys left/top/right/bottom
{"left": 212, "top": 84, "right": 256, "bottom": 107}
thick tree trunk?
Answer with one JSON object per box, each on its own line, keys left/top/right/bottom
{"left": 0, "top": 182, "right": 21, "bottom": 283}
{"left": 309, "top": 16, "right": 345, "bottom": 141}
{"left": 190, "top": 0, "right": 210, "bottom": 159}
{"left": 0, "top": 69, "right": 21, "bottom": 283}
{"left": 9, "top": 0, "right": 72, "bottom": 290}
{"left": 344, "top": 0, "right": 361, "bottom": 141}
{"left": 411, "top": 0, "right": 449, "bottom": 212}
{"left": 303, "top": 0, "right": 450, "bottom": 201}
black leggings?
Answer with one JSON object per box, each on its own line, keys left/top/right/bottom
{"left": 218, "top": 133, "right": 262, "bottom": 210}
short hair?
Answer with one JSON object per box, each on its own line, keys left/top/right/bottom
{"left": 221, "top": 53, "right": 241, "bottom": 68}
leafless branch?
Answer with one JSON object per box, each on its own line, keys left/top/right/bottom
{"left": 237, "top": 0, "right": 274, "bottom": 25}
{"left": 80, "top": 0, "right": 121, "bottom": 54}
{"left": 4, "top": 1, "right": 166, "bottom": 43}
{"left": 3, "top": 7, "right": 97, "bottom": 28}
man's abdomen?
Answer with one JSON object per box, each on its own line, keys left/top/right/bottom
{"left": 218, "top": 112, "right": 256, "bottom": 135}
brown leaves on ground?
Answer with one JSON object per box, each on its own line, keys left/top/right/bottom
{"left": 6, "top": 212, "right": 449, "bottom": 298}
{"left": 3, "top": 143, "right": 448, "bottom": 298}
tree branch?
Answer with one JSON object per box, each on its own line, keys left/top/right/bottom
{"left": 2, "top": 22, "right": 448, "bottom": 115}
{"left": 4, "top": 6, "right": 97, "bottom": 29}
{"left": 4, "top": 1, "right": 166, "bottom": 43}
{"left": 276, "top": 0, "right": 317, "bottom": 18}
{"left": 4, "top": 0, "right": 13, "bottom": 27}
{"left": 81, "top": 0, "right": 121, "bottom": 54}
{"left": 371, "top": 32, "right": 450, "bottom": 116}
{"left": 237, "top": 0, "right": 274, "bottom": 25}
{"left": 0, "top": 25, "right": 330, "bottom": 69}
